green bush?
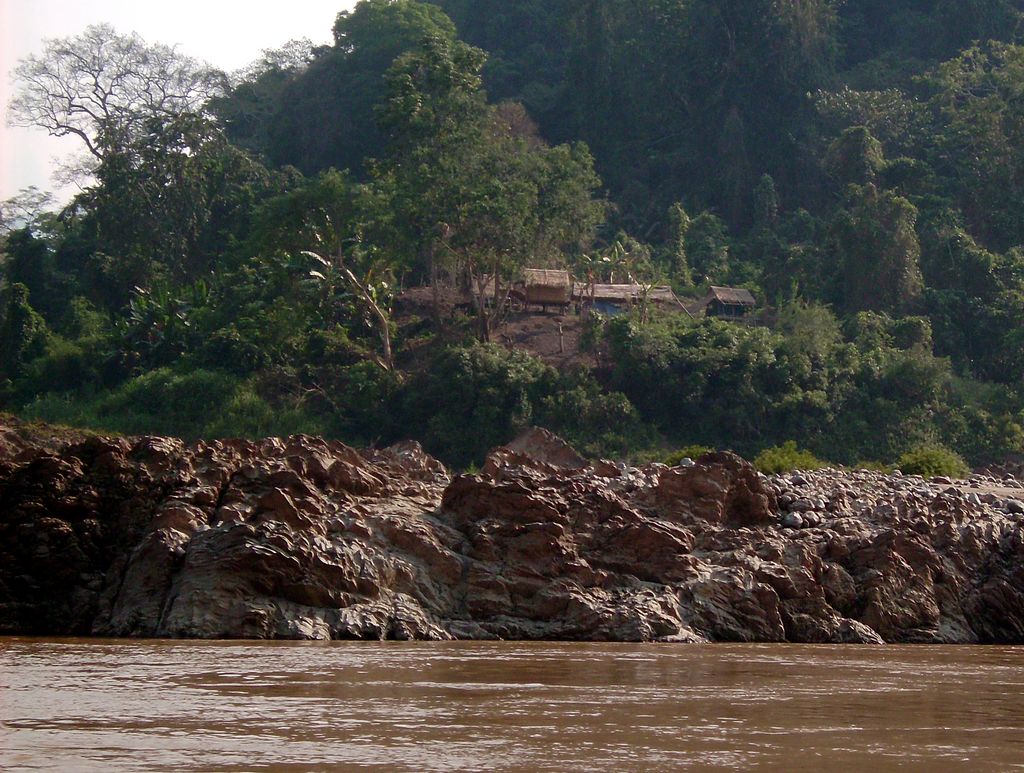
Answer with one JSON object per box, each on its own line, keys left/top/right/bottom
{"left": 21, "top": 368, "right": 245, "bottom": 438}
{"left": 315, "top": 361, "right": 401, "bottom": 444}
{"left": 896, "top": 444, "right": 969, "bottom": 478}
{"left": 195, "top": 326, "right": 271, "bottom": 375}
{"left": 21, "top": 368, "right": 327, "bottom": 441}
{"left": 58, "top": 297, "right": 110, "bottom": 340}
{"left": 95, "top": 368, "right": 241, "bottom": 434}
{"left": 203, "top": 386, "right": 325, "bottom": 439}
{"left": 15, "top": 335, "right": 102, "bottom": 401}
{"left": 753, "top": 440, "right": 826, "bottom": 474}
{"left": 403, "top": 342, "right": 556, "bottom": 466}
{"left": 537, "top": 373, "right": 655, "bottom": 460}
{"left": 18, "top": 393, "right": 105, "bottom": 431}
{"left": 664, "top": 445, "right": 714, "bottom": 465}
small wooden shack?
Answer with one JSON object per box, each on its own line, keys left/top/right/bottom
{"left": 511, "top": 269, "right": 573, "bottom": 311}
{"left": 702, "top": 286, "right": 756, "bottom": 318}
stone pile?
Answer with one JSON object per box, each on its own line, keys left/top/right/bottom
{"left": 769, "top": 468, "right": 1024, "bottom": 527}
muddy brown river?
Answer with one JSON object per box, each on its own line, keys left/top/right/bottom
{"left": 3, "top": 640, "right": 1024, "bottom": 770}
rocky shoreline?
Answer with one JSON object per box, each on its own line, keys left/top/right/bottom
{"left": 2, "top": 420, "right": 1024, "bottom": 643}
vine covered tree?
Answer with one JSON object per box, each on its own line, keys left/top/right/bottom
{"left": 832, "top": 183, "right": 924, "bottom": 315}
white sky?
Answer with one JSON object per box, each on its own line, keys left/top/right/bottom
{"left": 0, "top": 0, "right": 356, "bottom": 202}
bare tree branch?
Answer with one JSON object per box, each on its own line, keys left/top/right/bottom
{"left": 7, "top": 23, "right": 227, "bottom": 175}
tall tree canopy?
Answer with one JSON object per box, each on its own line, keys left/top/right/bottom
{"left": 217, "top": 0, "right": 457, "bottom": 175}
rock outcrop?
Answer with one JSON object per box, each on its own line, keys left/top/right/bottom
{"left": 3, "top": 420, "right": 1024, "bottom": 643}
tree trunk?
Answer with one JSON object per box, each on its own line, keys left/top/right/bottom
{"left": 428, "top": 243, "right": 442, "bottom": 326}
{"left": 473, "top": 268, "right": 492, "bottom": 343}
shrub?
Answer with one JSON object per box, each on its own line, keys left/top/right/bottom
{"left": 59, "top": 297, "right": 109, "bottom": 340}
{"left": 25, "top": 368, "right": 245, "bottom": 437}
{"left": 578, "top": 313, "right": 606, "bottom": 353}
{"left": 15, "top": 335, "right": 101, "bottom": 401}
{"left": 22, "top": 372, "right": 327, "bottom": 441}
{"left": 202, "top": 385, "right": 325, "bottom": 439}
{"left": 403, "top": 342, "right": 555, "bottom": 466}
{"left": 314, "top": 361, "right": 401, "bottom": 444}
{"left": 664, "top": 445, "right": 714, "bottom": 465}
{"left": 96, "top": 368, "right": 241, "bottom": 433}
{"left": 537, "top": 374, "right": 655, "bottom": 460}
{"left": 753, "top": 440, "right": 826, "bottom": 474}
{"left": 896, "top": 444, "right": 969, "bottom": 478}
{"left": 19, "top": 393, "right": 104, "bottom": 431}
{"left": 195, "top": 326, "right": 271, "bottom": 375}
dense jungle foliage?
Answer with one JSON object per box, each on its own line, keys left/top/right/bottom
{"left": 3, "top": 0, "right": 1024, "bottom": 471}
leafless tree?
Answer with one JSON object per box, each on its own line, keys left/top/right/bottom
{"left": 7, "top": 24, "right": 227, "bottom": 165}
{"left": 0, "top": 187, "right": 54, "bottom": 234}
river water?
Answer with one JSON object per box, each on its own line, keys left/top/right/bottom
{"left": 2, "top": 640, "right": 1023, "bottom": 771}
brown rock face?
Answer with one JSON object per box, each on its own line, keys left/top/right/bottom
{"left": 656, "top": 451, "right": 777, "bottom": 527}
{"left": 3, "top": 421, "right": 1024, "bottom": 643}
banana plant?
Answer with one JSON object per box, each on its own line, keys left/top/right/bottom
{"left": 114, "top": 279, "right": 214, "bottom": 367}
{"left": 302, "top": 242, "right": 397, "bottom": 374}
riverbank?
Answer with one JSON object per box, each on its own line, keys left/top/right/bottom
{"left": 2, "top": 420, "right": 1024, "bottom": 643}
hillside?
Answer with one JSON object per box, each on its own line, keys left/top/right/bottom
{"left": 1, "top": 0, "right": 1022, "bottom": 471}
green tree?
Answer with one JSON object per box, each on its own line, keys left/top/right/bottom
{"left": 1, "top": 228, "right": 61, "bottom": 321}
{"left": 831, "top": 183, "right": 923, "bottom": 315}
{"left": 663, "top": 202, "right": 693, "bottom": 287}
{"left": 376, "top": 34, "right": 602, "bottom": 340}
{"left": 255, "top": 0, "right": 458, "bottom": 176}
{"left": 0, "top": 284, "right": 49, "bottom": 381}
{"left": 753, "top": 174, "right": 780, "bottom": 230}
{"left": 251, "top": 170, "right": 400, "bottom": 373}
{"left": 926, "top": 43, "right": 1024, "bottom": 249}
{"left": 778, "top": 301, "right": 842, "bottom": 361}
{"left": 826, "top": 126, "right": 886, "bottom": 185}
{"left": 685, "top": 212, "right": 731, "bottom": 283}
{"left": 76, "top": 113, "right": 277, "bottom": 301}
{"left": 211, "top": 39, "right": 321, "bottom": 159}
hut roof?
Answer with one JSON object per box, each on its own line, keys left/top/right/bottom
{"left": 575, "top": 283, "right": 693, "bottom": 316}
{"left": 580, "top": 283, "right": 679, "bottom": 303}
{"left": 521, "top": 268, "right": 571, "bottom": 288}
{"left": 646, "top": 286, "right": 681, "bottom": 304}
{"left": 706, "top": 286, "right": 756, "bottom": 306}
{"left": 585, "top": 283, "right": 642, "bottom": 301}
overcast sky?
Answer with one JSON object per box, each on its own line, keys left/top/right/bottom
{"left": 0, "top": 0, "right": 356, "bottom": 201}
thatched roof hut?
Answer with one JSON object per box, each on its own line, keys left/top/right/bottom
{"left": 514, "top": 269, "right": 573, "bottom": 306}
